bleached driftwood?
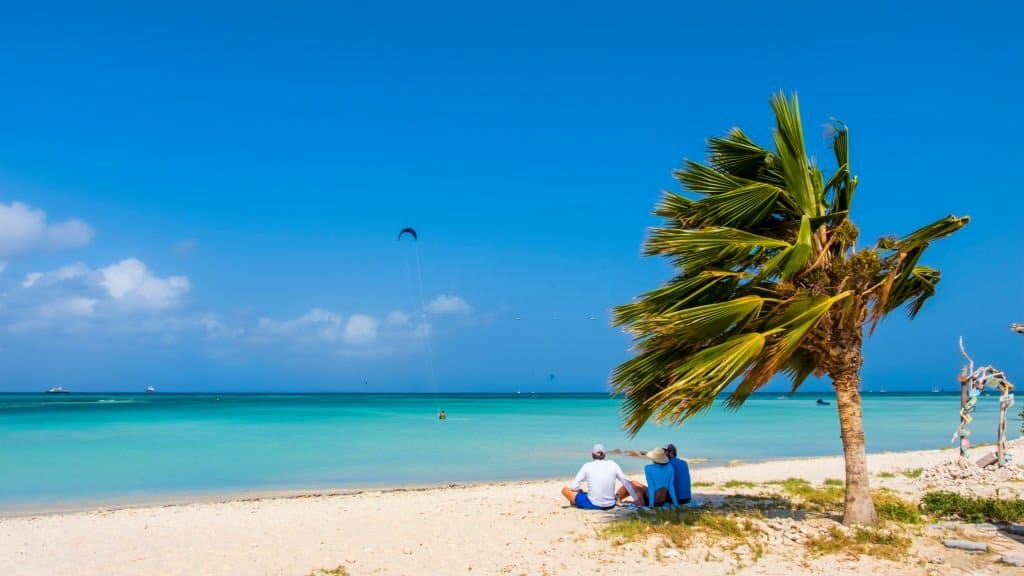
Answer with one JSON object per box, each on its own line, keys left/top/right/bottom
{"left": 955, "top": 337, "right": 1015, "bottom": 467}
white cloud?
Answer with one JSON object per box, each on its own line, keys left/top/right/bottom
{"left": 257, "top": 308, "right": 343, "bottom": 342}
{"left": 22, "top": 272, "right": 43, "bottom": 288}
{"left": 344, "top": 314, "right": 378, "bottom": 345}
{"left": 201, "top": 314, "right": 244, "bottom": 340}
{"left": 385, "top": 310, "right": 411, "bottom": 327}
{"left": 412, "top": 322, "right": 432, "bottom": 338}
{"left": 0, "top": 201, "right": 93, "bottom": 258}
{"left": 3, "top": 258, "right": 191, "bottom": 333}
{"left": 39, "top": 297, "right": 98, "bottom": 318}
{"left": 22, "top": 263, "right": 90, "bottom": 289}
{"left": 99, "top": 258, "right": 189, "bottom": 310}
{"left": 426, "top": 294, "right": 471, "bottom": 315}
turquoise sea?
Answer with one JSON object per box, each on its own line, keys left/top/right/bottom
{"left": 1, "top": 393, "right": 1019, "bottom": 513}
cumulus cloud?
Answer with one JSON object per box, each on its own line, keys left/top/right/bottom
{"left": 99, "top": 258, "right": 189, "bottom": 310}
{"left": 426, "top": 295, "right": 471, "bottom": 315}
{"left": 256, "top": 308, "right": 343, "bottom": 342}
{"left": 0, "top": 201, "right": 93, "bottom": 258}
{"left": 385, "top": 310, "right": 411, "bottom": 327}
{"left": 2, "top": 258, "right": 191, "bottom": 333}
{"left": 39, "top": 297, "right": 98, "bottom": 318}
{"left": 344, "top": 314, "right": 378, "bottom": 345}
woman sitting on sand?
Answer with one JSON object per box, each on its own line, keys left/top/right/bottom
{"left": 616, "top": 446, "right": 679, "bottom": 507}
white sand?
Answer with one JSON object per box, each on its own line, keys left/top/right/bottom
{"left": 3, "top": 444, "right": 1023, "bottom": 575}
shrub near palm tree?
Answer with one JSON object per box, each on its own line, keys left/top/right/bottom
{"left": 612, "top": 93, "right": 968, "bottom": 525}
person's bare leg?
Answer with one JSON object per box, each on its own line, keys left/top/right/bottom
{"left": 617, "top": 481, "right": 647, "bottom": 506}
{"left": 561, "top": 486, "right": 578, "bottom": 506}
{"left": 653, "top": 487, "right": 668, "bottom": 506}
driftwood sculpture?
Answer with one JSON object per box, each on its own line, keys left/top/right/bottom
{"left": 955, "top": 337, "right": 1015, "bottom": 467}
{"left": 1014, "top": 324, "right": 1024, "bottom": 434}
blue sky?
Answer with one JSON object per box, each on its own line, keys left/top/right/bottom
{"left": 0, "top": 1, "right": 1021, "bottom": 392}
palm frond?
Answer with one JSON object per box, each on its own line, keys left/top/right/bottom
{"left": 826, "top": 121, "right": 854, "bottom": 216}
{"left": 692, "top": 183, "right": 788, "bottom": 228}
{"left": 636, "top": 332, "right": 766, "bottom": 431}
{"left": 653, "top": 191, "right": 698, "bottom": 225}
{"left": 706, "top": 128, "right": 776, "bottom": 181}
{"left": 643, "top": 226, "right": 786, "bottom": 258}
{"left": 629, "top": 295, "right": 768, "bottom": 339}
{"left": 770, "top": 92, "right": 820, "bottom": 217}
{"left": 882, "top": 265, "right": 941, "bottom": 319}
{"left": 612, "top": 271, "right": 746, "bottom": 327}
{"left": 897, "top": 215, "right": 970, "bottom": 251}
{"left": 727, "top": 291, "right": 852, "bottom": 406}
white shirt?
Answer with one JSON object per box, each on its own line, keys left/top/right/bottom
{"left": 570, "top": 459, "right": 638, "bottom": 508}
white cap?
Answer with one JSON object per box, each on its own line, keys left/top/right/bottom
{"left": 591, "top": 443, "right": 606, "bottom": 455}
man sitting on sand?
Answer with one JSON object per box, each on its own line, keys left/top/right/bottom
{"left": 665, "top": 443, "right": 691, "bottom": 504}
{"left": 561, "top": 444, "right": 639, "bottom": 510}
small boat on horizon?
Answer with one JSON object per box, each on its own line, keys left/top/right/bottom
{"left": 816, "top": 398, "right": 830, "bottom": 406}
{"left": 146, "top": 385, "right": 156, "bottom": 393}
{"left": 45, "top": 386, "right": 69, "bottom": 394}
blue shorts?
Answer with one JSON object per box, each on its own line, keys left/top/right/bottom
{"left": 574, "top": 492, "right": 614, "bottom": 510}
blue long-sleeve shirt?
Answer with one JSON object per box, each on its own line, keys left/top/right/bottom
{"left": 667, "top": 456, "right": 692, "bottom": 503}
{"left": 644, "top": 463, "right": 678, "bottom": 507}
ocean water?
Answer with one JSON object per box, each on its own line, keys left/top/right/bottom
{"left": 0, "top": 393, "right": 1019, "bottom": 512}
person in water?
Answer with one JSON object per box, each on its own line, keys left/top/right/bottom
{"left": 562, "top": 444, "right": 638, "bottom": 510}
{"left": 438, "top": 410, "right": 446, "bottom": 420}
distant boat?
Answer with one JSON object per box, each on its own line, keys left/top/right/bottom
{"left": 146, "top": 386, "right": 156, "bottom": 393}
{"left": 931, "top": 388, "right": 940, "bottom": 393}
{"left": 816, "top": 398, "right": 830, "bottom": 406}
{"left": 46, "top": 386, "right": 69, "bottom": 394}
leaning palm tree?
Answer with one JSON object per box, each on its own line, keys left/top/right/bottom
{"left": 612, "top": 93, "right": 968, "bottom": 525}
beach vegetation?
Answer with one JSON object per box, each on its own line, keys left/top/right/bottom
{"left": 877, "top": 471, "right": 896, "bottom": 478}
{"left": 873, "top": 493, "right": 921, "bottom": 524}
{"left": 921, "top": 491, "right": 1024, "bottom": 523}
{"left": 723, "top": 479, "right": 757, "bottom": 489}
{"left": 823, "top": 478, "right": 843, "bottom": 487}
{"left": 806, "top": 526, "right": 911, "bottom": 560}
{"left": 692, "top": 481, "right": 715, "bottom": 487}
{"left": 611, "top": 92, "right": 968, "bottom": 526}
{"left": 603, "top": 506, "right": 762, "bottom": 554}
{"left": 770, "top": 478, "right": 844, "bottom": 511}
{"left": 308, "top": 567, "right": 350, "bottom": 576}
{"left": 899, "top": 468, "right": 923, "bottom": 479}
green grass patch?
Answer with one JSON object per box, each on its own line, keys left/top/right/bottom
{"left": 806, "top": 526, "right": 910, "bottom": 561}
{"left": 921, "top": 491, "right": 1024, "bottom": 523}
{"left": 769, "top": 478, "right": 844, "bottom": 512}
{"left": 601, "top": 506, "right": 761, "bottom": 551}
{"left": 874, "top": 493, "right": 922, "bottom": 524}
{"left": 823, "top": 478, "right": 843, "bottom": 487}
{"left": 723, "top": 480, "right": 757, "bottom": 489}
{"left": 877, "top": 471, "right": 896, "bottom": 478}
{"left": 692, "top": 481, "right": 715, "bottom": 488}
{"left": 899, "top": 468, "right": 923, "bottom": 479}
{"left": 308, "top": 567, "right": 350, "bottom": 576}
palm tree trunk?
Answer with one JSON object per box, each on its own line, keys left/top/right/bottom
{"left": 833, "top": 358, "right": 878, "bottom": 526}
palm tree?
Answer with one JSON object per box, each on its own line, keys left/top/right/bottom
{"left": 612, "top": 93, "right": 968, "bottom": 525}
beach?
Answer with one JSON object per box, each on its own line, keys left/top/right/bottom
{"left": 4, "top": 442, "right": 1024, "bottom": 576}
